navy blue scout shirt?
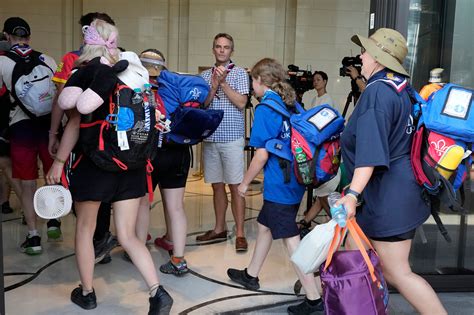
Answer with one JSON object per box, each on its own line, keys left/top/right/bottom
{"left": 340, "top": 69, "right": 430, "bottom": 238}
{"left": 250, "top": 91, "right": 305, "bottom": 205}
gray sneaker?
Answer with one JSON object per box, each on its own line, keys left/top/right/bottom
{"left": 94, "top": 232, "right": 118, "bottom": 264}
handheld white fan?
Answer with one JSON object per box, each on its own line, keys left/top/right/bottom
{"left": 33, "top": 185, "right": 72, "bottom": 219}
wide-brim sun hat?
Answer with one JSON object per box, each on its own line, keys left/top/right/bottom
{"left": 351, "top": 28, "right": 409, "bottom": 77}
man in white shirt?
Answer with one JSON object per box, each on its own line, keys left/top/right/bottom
{"left": 309, "top": 71, "right": 334, "bottom": 108}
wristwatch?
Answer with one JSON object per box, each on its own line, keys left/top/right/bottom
{"left": 345, "top": 188, "right": 362, "bottom": 203}
{"left": 355, "top": 75, "right": 364, "bottom": 81}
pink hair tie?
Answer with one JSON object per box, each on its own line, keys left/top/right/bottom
{"left": 83, "top": 25, "right": 117, "bottom": 54}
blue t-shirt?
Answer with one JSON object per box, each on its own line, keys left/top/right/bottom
{"left": 250, "top": 91, "right": 305, "bottom": 205}
{"left": 340, "top": 69, "right": 430, "bottom": 238}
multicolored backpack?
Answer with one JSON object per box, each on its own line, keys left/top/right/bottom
{"left": 260, "top": 94, "right": 345, "bottom": 187}
{"left": 407, "top": 83, "right": 473, "bottom": 241}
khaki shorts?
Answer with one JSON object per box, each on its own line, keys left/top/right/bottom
{"left": 203, "top": 138, "right": 244, "bottom": 184}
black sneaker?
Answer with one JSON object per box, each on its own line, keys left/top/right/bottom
{"left": 1, "top": 201, "right": 13, "bottom": 214}
{"left": 122, "top": 252, "right": 132, "bottom": 264}
{"left": 94, "top": 232, "right": 118, "bottom": 264}
{"left": 227, "top": 268, "right": 260, "bottom": 290}
{"left": 47, "top": 219, "right": 62, "bottom": 241}
{"left": 98, "top": 253, "right": 112, "bottom": 264}
{"left": 287, "top": 298, "right": 324, "bottom": 315}
{"left": 71, "top": 285, "right": 97, "bottom": 310}
{"left": 148, "top": 285, "right": 173, "bottom": 315}
{"left": 20, "top": 235, "right": 42, "bottom": 255}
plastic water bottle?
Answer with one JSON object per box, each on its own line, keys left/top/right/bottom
{"left": 295, "top": 147, "right": 312, "bottom": 185}
{"left": 132, "top": 88, "right": 143, "bottom": 105}
{"left": 328, "top": 192, "right": 347, "bottom": 227}
{"left": 144, "top": 83, "right": 156, "bottom": 108}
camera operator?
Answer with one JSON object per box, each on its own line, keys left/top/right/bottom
{"left": 309, "top": 71, "right": 334, "bottom": 109}
{"left": 346, "top": 65, "right": 366, "bottom": 92}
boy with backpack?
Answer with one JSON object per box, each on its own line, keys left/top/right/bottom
{"left": 0, "top": 17, "right": 57, "bottom": 255}
{"left": 227, "top": 58, "right": 323, "bottom": 314}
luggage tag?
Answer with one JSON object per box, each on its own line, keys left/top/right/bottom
{"left": 154, "top": 109, "right": 171, "bottom": 133}
{"left": 117, "top": 131, "right": 130, "bottom": 151}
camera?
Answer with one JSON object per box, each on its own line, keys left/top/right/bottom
{"left": 339, "top": 55, "right": 362, "bottom": 77}
{"left": 287, "top": 65, "right": 314, "bottom": 95}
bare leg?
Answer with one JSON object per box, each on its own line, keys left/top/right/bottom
{"left": 246, "top": 223, "right": 273, "bottom": 277}
{"left": 160, "top": 191, "right": 172, "bottom": 241}
{"left": 75, "top": 201, "right": 100, "bottom": 291}
{"left": 0, "top": 157, "right": 21, "bottom": 199}
{"left": 20, "top": 180, "right": 37, "bottom": 231}
{"left": 136, "top": 195, "right": 150, "bottom": 243}
{"left": 228, "top": 184, "right": 245, "bottom": 238}
{"left": 303, "top": 197, "right": 323, "bottom": 224}
{"left": 0, "top": 171, "right": 10, "bottom": 204}
{"left": 212, "top": 182, "right": 228, "bottom": 233}
{"left": 161, "top": 188, "right": 187, "bottom": 257}
{"left": 284, "top": 235, "right": 320, "bottom": 300}
{"left": 372, "top": 239, "right": 447, "bottom": 315}
{"left": 114, "top": 198, "right": 159, "bottom": 288}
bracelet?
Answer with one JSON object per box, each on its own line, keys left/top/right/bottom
{"left": 49, "top": 130, "right": 59, "bottom": 135}
{"left": 346, "top": 193, "right": 358, "bottom": 202}
{"left": 55, "top": 157, "right": 66, "bottom": 164}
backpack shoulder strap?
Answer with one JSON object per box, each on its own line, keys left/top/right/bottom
{"left": 257, "top": 96, "right": 291, "bottom": 118}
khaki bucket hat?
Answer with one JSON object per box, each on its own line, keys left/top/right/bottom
{"left": 351, "top": 28, "right": 409, "bottom": 77}
{"left": 429, "top": 68, "right": 444, "bottom": 83}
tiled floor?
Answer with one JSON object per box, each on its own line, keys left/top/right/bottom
{"left": 2, "top": 175, "right": 474, "bottom": 314}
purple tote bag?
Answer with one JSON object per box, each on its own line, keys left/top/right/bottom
{"left": 320, "top": 220, "right": 389, "bottom": 315}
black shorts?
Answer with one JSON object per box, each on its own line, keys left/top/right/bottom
{"left": 370, "top": 229, "right": 416, "bottom": 242}
{"left": 69, "top": 156, "right": 146, "bottom": 203}
{"left": 257, "top": 200, "right": 300, "bottom": 240}
{"left": 151, "top": 144, "right": 191, "bottom": 190}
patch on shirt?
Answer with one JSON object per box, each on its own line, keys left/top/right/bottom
{"left": 308, "top": 107, "right": 337, "bottom": 131}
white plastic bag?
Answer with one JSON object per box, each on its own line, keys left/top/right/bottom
{"left": 291, "top": 219, "right": 338, "bottom": 274}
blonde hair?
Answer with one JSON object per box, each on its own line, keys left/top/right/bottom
{"left": 76, "top": 20, "right": 119, "bottom": 66}
{"left": 250, "top": 58, "right": 295, "bottom": 106}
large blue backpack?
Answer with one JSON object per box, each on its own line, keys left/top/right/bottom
{"left": 408, "top": 83, "right": 473, "bottom": 241}
{"left": 260, "top": 94, "right": 345, "bottom": 187}
{"left": 156, "top": 70, "right": 224, "bottom": 145}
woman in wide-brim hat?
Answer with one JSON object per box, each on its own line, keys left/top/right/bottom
{"left": 337, "top": 28, "right": 447, "bottom": 314}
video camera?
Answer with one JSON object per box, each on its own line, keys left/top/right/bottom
{"left": 339, "top": 55, "right": 362, "bottom": 77}
{"left": 287, "top": 65, "right": 313, "bottom": 95}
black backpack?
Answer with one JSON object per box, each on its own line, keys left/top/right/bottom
{"left": 79, "top": 81, "right": 158, "bottom": 173}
